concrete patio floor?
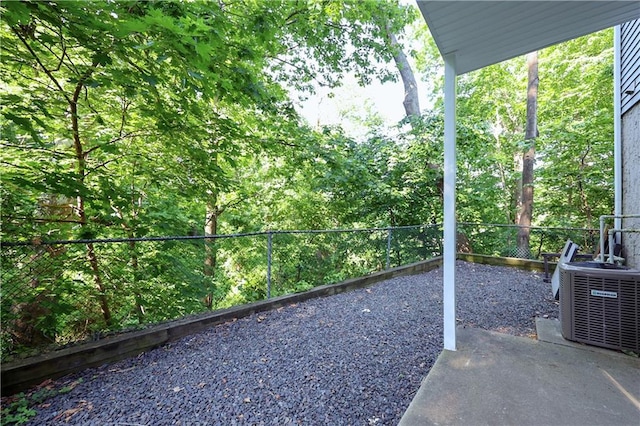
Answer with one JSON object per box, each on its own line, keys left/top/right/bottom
{"left": 399, "top": 318, "right": 640, "bottom": 426}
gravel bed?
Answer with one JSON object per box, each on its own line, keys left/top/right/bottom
{"left": 22, "top": 261, "right": 558, "bottom": 425}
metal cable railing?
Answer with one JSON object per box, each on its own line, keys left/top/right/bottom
{"left": 456, "top": 222, "right": 599, "bottom": 259}
{"left": 0, "top": 225, "right": 441, "bottom": 357}
{"left": 1, "top": 223, "right": 596, "bottom": 357}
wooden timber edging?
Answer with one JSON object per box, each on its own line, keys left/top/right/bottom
{"left": 1, "top": 256, "right": 443, "bottom": 396}
{"left": 456, "top": 253, "right": 548, "bottom": 272}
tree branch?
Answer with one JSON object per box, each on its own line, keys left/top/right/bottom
{"left": 285, "top": 8, "right": 308, "bottom": 25}
{"left": 84, "top": 155, "right": 125, "bottom": 177}
{"left": 37, "top": 21, "right": 67, "bottom": 73}
{"left": 118, "top": 98, "right": 131, "bottom": 138}
{"left": 83, "top": 131, "right": 154, "bottom": 157}
{"left": 11, "top": 26, "right": 71, "bottom": 104}
{"left": 0, "top": 143, "right": 71, "bottom": 157}
{"left": 221, "top": 196, "right": 247, "bottom": 213}
{"left": 11, "top": 216, "right": 85, "bottom": 224}
{"left": 70, "top": 59, "right": 100, "bottom": 179}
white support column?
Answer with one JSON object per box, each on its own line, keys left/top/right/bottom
{"left": 613, "top": 26, "right": 622, "bottom": 232}
{"left": 443, "top": 54, "right": 457, "bottom": 351}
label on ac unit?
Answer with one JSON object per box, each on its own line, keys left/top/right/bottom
{"left": 590, "top": 289, "right": 618, "bottom": 298}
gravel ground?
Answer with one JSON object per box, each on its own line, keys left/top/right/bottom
{"left": 21, "top": 261, "right": 558, "bottom": 425}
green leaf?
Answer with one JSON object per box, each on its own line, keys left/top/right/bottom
{"left": 92, "top": 52, "right": 112, "bottom": 66}
{"left": 2, "top": 112, "right": 41, "bottom": 143}
{"left": 187, "top": 70, "right": 203, "bottom": 80}
{"left": 116, "top": 18, "right": 150, "bottom": 36}
{"left": 142, "top": 74, "right": 158, "bottom": 86}
{"left": 2, "top": 1, "right": 31, "bottom": 26}
{"left": 195, "top": 42, "right": 211, "bottom": 59}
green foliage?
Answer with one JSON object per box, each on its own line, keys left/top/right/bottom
{"left": 0, "top": 0, "right": 618, "bottom": 359}
{"left": 0, "top": 379, "right": 82, "bottom": 425}
{"left": 418, "top": 28, "right": 615, "bottom": 229}
{"left": 536, "top": 29, "right": 615, "bottom": 227}
{"left": 1, "top": 0, "right": 413, "bottom": 240}
{"left": 458, "top": 223, "right": 599, "bottom": 259}
{"left": 1, "top": 393, "right": 36, "bottom": 425}
{"left": 1, "top": 0, "right": 414, "bottom": 353}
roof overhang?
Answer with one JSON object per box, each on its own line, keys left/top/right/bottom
{"left": 416, "top": 1, "right": 640, "bottom": 75}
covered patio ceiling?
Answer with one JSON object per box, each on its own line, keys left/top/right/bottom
{"left": 416, "top": 1, "right": 640, "bottom": 75}
{"left": 415, "top": 1, "right": 639, "bottom": 351}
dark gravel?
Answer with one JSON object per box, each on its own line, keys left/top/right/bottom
{"left": 23, "top": 261, "right": 558, "bottom": 425}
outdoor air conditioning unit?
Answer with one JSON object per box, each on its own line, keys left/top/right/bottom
{"left": 560, "top": 262, "right": 640, "bottom": 353}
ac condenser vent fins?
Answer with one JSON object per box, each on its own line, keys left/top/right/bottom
{"left": 560, "top": 262, "right": 639, "bottom": 352}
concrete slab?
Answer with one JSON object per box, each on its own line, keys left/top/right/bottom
{"left": 399, "top": 324, "right": 640, "bottom": 426}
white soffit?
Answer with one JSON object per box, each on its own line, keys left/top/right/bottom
{"left": 416, "top": 1, "right": 640, "bottom": 75}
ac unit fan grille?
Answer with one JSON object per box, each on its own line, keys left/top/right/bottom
{"left": 561, "top": 265, "right": 639, "bottom": 353}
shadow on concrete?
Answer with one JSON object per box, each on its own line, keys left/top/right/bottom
{"left": 399, "top": 318, "right": 640, "bottom": 426}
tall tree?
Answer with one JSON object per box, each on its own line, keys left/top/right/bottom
{"left": 372, "top": 2, "right": 420, "bottom": 118}
{"left": 385, "top": 27, "right": 420, "bottom": 117}
{"left": 517, "top": 51, "right": 538, "bottom": 257}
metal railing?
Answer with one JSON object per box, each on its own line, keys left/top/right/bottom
{"left": 1, "top": 223, "right": 597, "bottom": 357}
{"left": 456, "top": 222, "right": 600, "bottom": 260}
{"left": 0, "top": 225, "right": 441, "bottom": 358}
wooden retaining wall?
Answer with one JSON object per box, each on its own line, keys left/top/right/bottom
{"left": 456, "top": 253, "right": 549, "bottom": 272}
{"left": 1, "top": 257, "right": 443, "bottom": 395}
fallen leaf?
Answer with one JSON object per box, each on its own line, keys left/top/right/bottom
{"left": 109, "top": 366, "right": 135, "bottom": 374}
{"left": 37, "top": 379, "right": 54, "bottom": 389}
{"left": 53, "top": 400, "right": 93, "bottom": 422}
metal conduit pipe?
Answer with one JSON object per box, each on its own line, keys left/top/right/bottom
{"left": 614, "top": 27, "right": 622, "bottom": 229}
{"left": 599, "top": 214, "right": 640, "bottom": 263}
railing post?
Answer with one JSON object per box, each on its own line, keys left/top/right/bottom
{"left": 267, "top": 231, "right": 272, "bottom": 299}
{"left": 386, "top": 228, "right": 392, "bottom": 269}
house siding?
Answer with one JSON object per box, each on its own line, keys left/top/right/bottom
{"left": 621, "top": 104, "right": 640, "bottom": 268}
{"left": 621, "top": 20, "right": 640, "bottom": 114}
{"left": 621, "top": 19, "right": 640, "bottom": 269}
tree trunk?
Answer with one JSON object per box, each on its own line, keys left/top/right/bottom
{"left": 127, "top": 238, "right": 145, "bottom": 324}
{"left": 517, "top": 51, "right": 538, "bottom": 258}
{"left": 12, "top": 28, "right": 112, "bottom": 326}
{"left": 384, "top": 24, "right": 420, "bottom": 118}
{"left": 577, "top": 147, "right": 594, "bottom": 226}
{"left": 77, "top": 193, "right": 111, "bottom": 325}
{"left": 204, "top": 196, "right": 220, "bottom": 310}
{"left": 112, "top": 199, "right": 145, "bottom": 324}
{"left": 70, "top": 67, "right": 112, "bottom": 326}
{"left": 514, "top": 152, "right": 523, "bottom": 224}
{"left": 127, "top": 180, "right": 145, "bottom": 323}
